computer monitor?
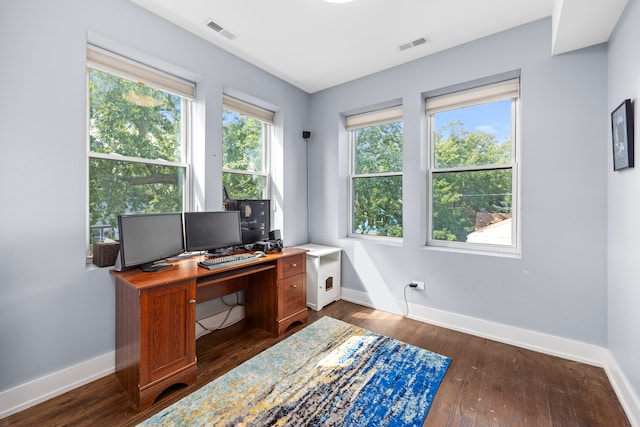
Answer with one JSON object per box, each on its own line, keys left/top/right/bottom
{"left": 184, "top": 211, "right": 243, "bottom": 254}
{"left": 115, "top": 212, "right": 185, "bottom": 272}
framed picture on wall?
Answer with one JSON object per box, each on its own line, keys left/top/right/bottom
{"left": 611, "top": 99, "right": 634, "bottom": 171}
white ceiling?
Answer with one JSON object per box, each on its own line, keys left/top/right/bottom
{"left": 130, "top": 0, "right": 628, "bottom": 94}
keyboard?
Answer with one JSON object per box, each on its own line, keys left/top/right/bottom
{"left": 198, "top": 253, "right": 260, "bottom": 270}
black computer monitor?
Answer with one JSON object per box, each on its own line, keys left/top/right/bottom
{"left": 184, "top": 211, "right": 243, "bottom": 254}
{"left": 115, "top": 212, "right": 185, "bottom": 272}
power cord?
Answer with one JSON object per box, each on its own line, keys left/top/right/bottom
{"left": 403, "top": 283, "right": 418, "bottom": 317}
{"left": 196, "top": 293, "right": 243, "bottom": 332}
{"left": 304, "top": 132, "right": 310, "bottom": 243}
{"left": 221, "top": 293, "right": 243, "bottom": 307}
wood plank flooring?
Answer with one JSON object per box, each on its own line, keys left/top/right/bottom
{"left": 0, "top": 300, "right": 630, "bottom": 426}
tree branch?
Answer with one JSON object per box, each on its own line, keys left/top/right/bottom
{"left": 124, "top": 174, "right": 177, "bottom": 185}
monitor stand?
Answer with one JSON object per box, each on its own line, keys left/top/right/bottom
{"left": 141, "top": 262, "right": 173, "bottom": 272}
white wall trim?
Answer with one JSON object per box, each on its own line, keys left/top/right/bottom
{"left": 407, "top": 302, "right": 607, "bottom": 366}
{"left": 340, "top": 288, "right": 376, "bottom": 310}
{"left": 341, "top": 287, "right": 606, "bottom": 365}
{"left": 0, "top": 352, "right": 115, "bottom": 420}
{"left": 605, "top": 352, "right": 640, "bottom": 427}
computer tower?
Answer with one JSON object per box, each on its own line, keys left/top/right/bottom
{"left": 228, "top": 199, "right": 271, "bottom": 244}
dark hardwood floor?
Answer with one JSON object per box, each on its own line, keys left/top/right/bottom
{"left": 1, "top": 300, "right": 629, "bottom": 426}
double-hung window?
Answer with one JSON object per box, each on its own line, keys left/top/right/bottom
{"left": 347, "top": 106, "right": 403, "bottom": 239}
{"left": 222, "top": 96, "right": 273, "bottom": 200}
{"left": 426, "top": 78, "right": 519, "bottom": 252}
{"left": 87, "top": 46, "right": 194, "bottom": 256}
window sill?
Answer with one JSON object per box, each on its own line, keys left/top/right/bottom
{"left": 85, "top": 259, "right": 114, "bottom": 271}
{"left": 422, "top": 243, "right": 521, "bottom": 259}
{"left": 346, "top": 234, "right": 403, "bottom": 247}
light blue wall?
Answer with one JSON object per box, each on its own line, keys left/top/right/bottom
{"left": 0, "top": 0, "right": 309, "bottom": 392}
{"left": 607, "top": 0, "right": 640, "bottom": 405}
{"left": 308, "top": 18, "right": 609, "bottom": 344}
{"left": 2, "top": 0, "right": 636, "bottom": 407}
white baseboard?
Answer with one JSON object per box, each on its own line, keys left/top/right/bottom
{"left": 407, "top": 303, "right": 607, "bottom": 366}
{"left": 605, "top": 352, "right": 640, "bottom": 426}
{"left": 341, "top": 288, "right": 606, "bottom": 365}
{"left": 340, "top": 288, "right": 376, "bottom": 309}
{"left": 0, "top": 352, "right": 115, "bottom": 420}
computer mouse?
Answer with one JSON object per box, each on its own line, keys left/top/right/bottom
{"left": 254, "top": 251, "right": 266, "bottom": 258}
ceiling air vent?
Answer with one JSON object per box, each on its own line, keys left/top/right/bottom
{"left": 206, "top": 21, "right": 224, "bottom": 32}
{"left": 205, "top": 19, "right": 237, "bottom": 40}
{"left": 398, "top": 36, "right": 430, "bottom": 52}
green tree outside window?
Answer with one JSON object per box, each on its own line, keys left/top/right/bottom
{"left": 430, "top": 98, "right": 515, "bottom": 246}
{"left": 351, "top": 121, "right": 403, "bottom": 237}
{"left": 87, "top": 68, "right": 188, "bottom": 255}
{"left": 222, "top": 108, "right": 268, "bottom": 200}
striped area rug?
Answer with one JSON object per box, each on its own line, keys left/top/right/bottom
{"left": 139, "top": 316, "right": 451, "bottom": 426}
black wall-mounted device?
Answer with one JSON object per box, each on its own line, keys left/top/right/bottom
{"left": 302, "top": 130, "right": 311, "bottom": 139}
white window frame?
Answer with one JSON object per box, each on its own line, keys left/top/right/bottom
{"left": 426, "top": 78, "right": 520, "bottom": 254}
{"left": 222, "top": 95, "right": 273, "bottom": 200}
{"left": 86, "top": 45, "right": 194, "bottom": 256}
{"left": 347, "top": 105, "right": 403, "bottom": 241}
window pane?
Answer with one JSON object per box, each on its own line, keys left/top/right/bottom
{"left": 89, "top": 69, "right": 183, "bottom": 162}
{"left": 89, "top": 158, "right": 185, "bottom": 242}
{"left": 432, "top": 169, "right": 512, "bottom": 245}
{"left": 354, "top": 121, "right": 402, "bottom": 174}
{"left": 434, "top": 100, "right": 511, "bottom": 168}
{"left": 223, "top": 109, "right": 264, "bottom": 173}
{"left": 352, "top": 176, "right": 402, "bottom": 237}
{"left": 223, "top": 172, "right": 266, "bottom": 200}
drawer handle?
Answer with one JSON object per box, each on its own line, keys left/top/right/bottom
{"left": 291, "top": 263, "right": 297, "bottom": 267}
{"left": 291, "top": 284, "right": 297, "bottom": 288}
{"left": 188, "top": 299, "right": 196, "bottom": 304}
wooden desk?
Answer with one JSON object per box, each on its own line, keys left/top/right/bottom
{"left": 110, "top": 247, "right": 307, "bottom": 410}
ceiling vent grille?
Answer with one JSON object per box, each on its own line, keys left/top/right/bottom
{"left": 205, "top": 19, "right": 237, "bottom": 40}
{"left": 398, "top": 36, "right": 430, "bottom": 51}
{"left": 206, "top": 21, "right": 224, "bottom": 32}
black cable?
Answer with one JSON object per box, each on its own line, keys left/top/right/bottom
{"left": 305, "top": 135, "right": 310, "bottom": 243}
{"left": 197, "top": 293, "right": 243, "bottom": 332}
{"left": 221, "top": 293, "right": 243, "bottom": 307}
{"left": 196, "top": 307, "right": 236, "bottom": 332}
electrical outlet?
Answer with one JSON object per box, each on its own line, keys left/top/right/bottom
{"left": 411, "top": 280, "right": 425, "bottom": 291}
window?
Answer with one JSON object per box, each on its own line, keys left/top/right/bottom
{"left": 87, "top": 46, "right": 194, "bottom": 256}
{"left": 222, "top": 96, "right": 273, "bottom": 200}
{"left": 347, "top": 106, "right": 403, "bottom": 238}
{"left": 426, "top": 78, "right": 519, "bottom": 252}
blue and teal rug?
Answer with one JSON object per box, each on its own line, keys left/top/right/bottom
{"left": 139, "top": 316, "right": 451, "bottom": 426}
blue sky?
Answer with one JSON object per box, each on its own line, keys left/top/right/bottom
{"left": 435, "top": 99, "right": 511, "bottom": 143}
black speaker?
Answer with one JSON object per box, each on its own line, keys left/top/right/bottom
{"left": 269, "top": 229, "right": 281, "bottom": 240}
{"left": 302, "top": 130, "right": 311, "bottom": 139}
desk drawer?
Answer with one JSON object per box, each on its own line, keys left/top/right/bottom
{"left": 280, "top": 273, "right": 306, "bottom": 319}
{"left": 278, "top": 254, "right": 305, "bottom": 278}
